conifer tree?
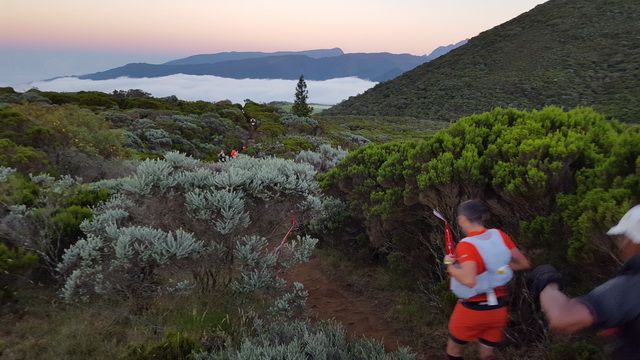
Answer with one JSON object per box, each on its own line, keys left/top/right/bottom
{"left": 291, "top": 75, "right": 313, "bottom": 117}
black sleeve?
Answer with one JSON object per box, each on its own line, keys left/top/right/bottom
{"left": 577, "top": 275, "right": 640, "bottom": 330}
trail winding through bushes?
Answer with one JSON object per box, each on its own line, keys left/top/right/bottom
{"left": 286, "top": 258, "right": 444, "bottom": 360}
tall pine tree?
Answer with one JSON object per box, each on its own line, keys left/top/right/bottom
{"left": 292, "top": 75, "right": 313, "bottom": 117}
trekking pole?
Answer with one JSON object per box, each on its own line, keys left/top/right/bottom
{"left": 433, "top": 209, "right": 455, "bottom": 264}
{"left": 273, "top": 209, "right": 297, "bottom": 278}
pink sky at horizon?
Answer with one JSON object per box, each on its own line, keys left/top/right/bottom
{"left": 1, "top": 0, "right": 550, "bottom": 86}
{"left": 2, "top": 0, "right": 549, "bottom": 57}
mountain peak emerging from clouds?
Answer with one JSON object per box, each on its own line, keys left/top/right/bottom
{"left": 74, "top": 44, "right": 467, "bottom": 83}
{"left": 163, "top": 48, "right": 345, "bottom": 66}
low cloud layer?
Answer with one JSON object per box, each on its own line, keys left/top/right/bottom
{"left": 16, "top": 75, "right": 378, "bottom": 105}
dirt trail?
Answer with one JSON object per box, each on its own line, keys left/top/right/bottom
{"left": 286, "top": 258, "right": 444, "bottom": 360}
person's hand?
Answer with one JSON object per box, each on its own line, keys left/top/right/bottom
{"left": 527, "top": 265, "right": 564, "bottom": 306}
{"left": 443, "top": 254, "right": 456, "bottom": 265}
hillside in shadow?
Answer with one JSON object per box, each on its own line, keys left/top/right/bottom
{"left": 323, "top": 0, "right": 640, "bottom": 123}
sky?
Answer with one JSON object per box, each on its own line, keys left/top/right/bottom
{"left": 0, "top": 0, "right": 548, "bottom": 104}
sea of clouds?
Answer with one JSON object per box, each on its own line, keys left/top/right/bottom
{"left": 14, "top": 75, "right": 378, "bottom": 105}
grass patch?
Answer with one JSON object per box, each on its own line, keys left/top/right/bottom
{"left": 0, "top": 287, "right": 133, "bottom": 359}
{"left": 0, "top": 285, "right": 238, "bottom": 359}
{"left": 316, "top": 115, "right": 450, "bottom": 143}
{"left": 277, "top": 103, "right": 332, "bottom": 115}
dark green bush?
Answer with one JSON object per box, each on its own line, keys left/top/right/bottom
{"left": 0, "top": 139, "right": 50, "bottom": 174}
{"left": 386, "top": 252, "right": 417, "bottom": 291}
{"left": 256, "top": 121, "right": 286, "bottom": 138}
{"left": 120, "top": 98, "right": 173, "bottom": 110}
{"left": 280, "top": 137, "right": 314, "bottom": 153}
{"left": 0, "top": 172, "right": 40, "bottom": 206}
{"left": 50, "top": 206, "right": 94, "bottom": 250}
{"left": 39, "top": 91, "right": 80, "bottom": 105}
{"left": 0, "top": 87, "right": 17, "bottom": 96}
{"left": 178, "top": 101, "right": 219, "bottom": 115}
{"left": 66, "top": 188, "right": 110, "bottom": 207}
{"left": 0, "top": 243, "right": 39, "bottom": 303}
{"left": 75, "top": 92, "right": 118, "bottom": 108}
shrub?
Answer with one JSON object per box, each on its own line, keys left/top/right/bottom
{"left": 0, "top": 243, "right": 39, "bottom": 303}
{"left": 0, "top": 174, "right": 94, "bottom": 273}
{"left": 177, "top": 100, "right": 220, "bottom": 115}
{"left": 306, "top": 196, "right": 347, "bottom": 235}
{"left": 75, "top": 92, "right": 117, "bottom": 108}
{"left": 198, "top": 115, "right": 234, "bottom": 135}
{"left": 13, "top": 103, "right": 130, "bottom": 159}
{"left": 0, "top": 139, "right": 50, "bottom": 175}
{"left": 280, "top": 114, "right": 318, "bottom": 128}
{"left": 280, "top": 114, "right": 319, "bottom": 134}
{"left": 0, "top": 168, "right": 39, "bottom": 205}
{"left": 194, "top": 320, "right": 415, "bottom": 360}
{"left": 256, "top": 121, "right": 287, "bottom": 138}
{"left": 145, "top": 129, "right": 173, "bottom": 150}
{"left": 296, "top": 144, "right": 348, "bottom": 173}
{"left": 57, "top": 152, "right": 321, "bottom": 305}
{"left": 280, "top": 137, "right": 314, "bottom": 154}
{"left": 120, "top": 98, "right": 172, "bottom": 110}
{"left": 50, "top": 205, "right": 94, "bottom": 251}
{"left": 104, "top": 112, "right": 134, "bottom": 126}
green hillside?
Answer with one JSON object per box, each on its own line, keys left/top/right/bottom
{"left": 323, "top": 0, "right": 640, "bottom": 123}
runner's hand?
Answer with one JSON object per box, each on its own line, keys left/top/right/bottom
{"left": 527, "top": 265, "right": 563, "bottom": 306}
{"left": 443, "top": 254, "right": 456, "bottom": 265}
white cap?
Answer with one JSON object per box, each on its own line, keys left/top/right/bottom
{"left": 607, "top": 205, "right": 640, "bottom": 244}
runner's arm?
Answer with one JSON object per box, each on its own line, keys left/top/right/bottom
{"left": 540, "top": 283, "right": 594, "bottom": 334}
{"left": 447, "top": 260, "right": 478, "bottom": 288}
{"left": 509, "top": 248, "right": 530, "bottom": 271}
{"left": 498, "top": 230, "right": 530, "bottom": 271}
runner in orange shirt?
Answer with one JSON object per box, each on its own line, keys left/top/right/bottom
{"left": 443, "top": 200, "right": 530, "bottom": 360}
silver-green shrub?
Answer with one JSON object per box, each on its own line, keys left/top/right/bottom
{"left": 123, "top": 131, "right": 144, "bottom": 150}
{"left": 185, "top": 188, "right": 250, "bottom": 234}
{"left": 280, "top": 114, "right": 319, "bottom": 127}
{"left": 57, "top": 151, "right": 322, "bottom": 305}
{"left": 193, "top": 320, "right": 415, "bottom": 360}
{"left": 145, "top": 129, "right": 172, "bottom": 149}
{"left": 0, "top": 167, "right": 17, "bottom": 182}
{"left": 307, "top": 196, "right": 347, "bottom": 235}
{"left": 342, "top": 132, "right": 371, "bottom": 146}
{"left": 296, "top": 144, "right": 348, "bottom": 173}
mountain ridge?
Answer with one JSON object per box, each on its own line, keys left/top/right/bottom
{"left": 163, "top": 48, "right": 345, "bottom": 65}
{"left": 74, "top": 43, "right": 467, "bottom": 83}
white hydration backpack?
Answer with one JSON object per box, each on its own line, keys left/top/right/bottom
{"left": 450, "top": 229, "right": 513, "bottom": 302}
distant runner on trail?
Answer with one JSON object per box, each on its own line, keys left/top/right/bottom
{"left": 230, "top": 149, "right": 237, "bottom": 159}
{"left": 250, "top": 118, "right": 256, "bottom": 127}
{"left": 529, "top": 204, "right": 640, "bottom": 360}
{"left": 443, "top": 200, "right": 530, "bottom": 360}
{"left": 218, "top": 150, "right": 227, "bottom": 162}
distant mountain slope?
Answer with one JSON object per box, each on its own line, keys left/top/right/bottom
{"left": 424, "top": 39, "right": 468, "bottom": 60}
{"left": 75, "top": 44, "right": 466, "bottom": 82}
{"left": 77, "top": 53, "right": 429, "bottom": 82}
{"left": 163, "top": 48, "right": 344, "bottom": 65}
{"left": 323, "top": 0, "right": 640, "bottom": 123}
